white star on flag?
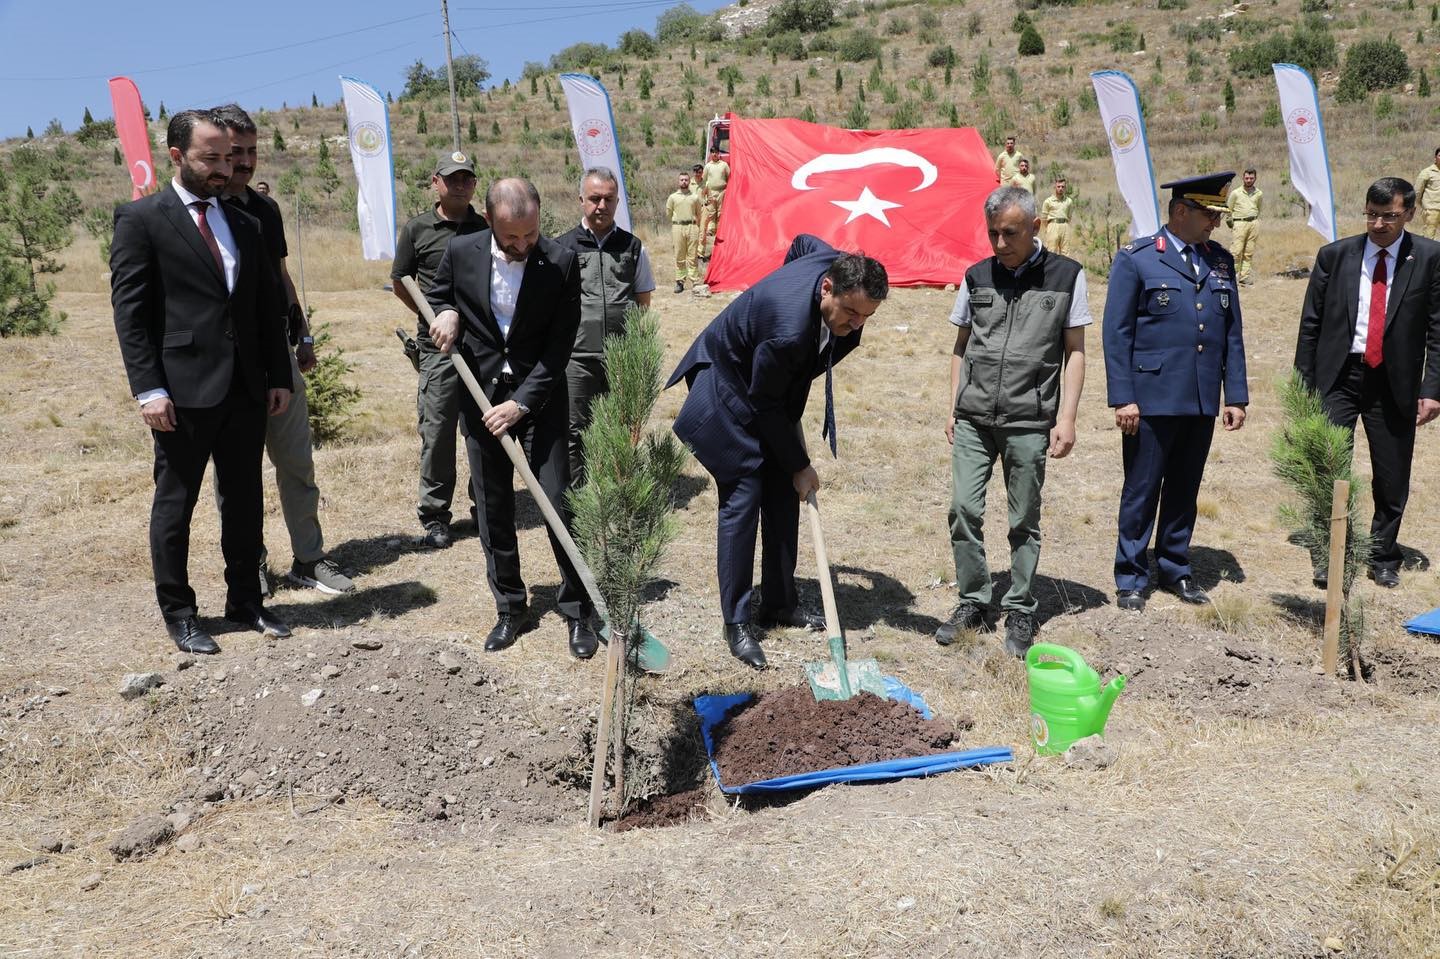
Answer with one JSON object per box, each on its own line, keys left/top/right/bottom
{"left": 830, "top": 187, "right": 902, "bottom": 226}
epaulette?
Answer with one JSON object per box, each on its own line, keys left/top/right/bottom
{"left": 1122, "top": 234, "right": 1158, "bottom": 254}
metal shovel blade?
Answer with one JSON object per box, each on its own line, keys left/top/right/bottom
{"left": 805, "top": 635, "right": 887, "bottom": 701}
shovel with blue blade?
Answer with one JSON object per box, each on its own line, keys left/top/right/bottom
{"left": 802, "top": 492, "right": 885, "bottom": 701}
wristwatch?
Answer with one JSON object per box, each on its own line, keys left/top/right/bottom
{"left": 515, "top": 402, "right": 531, "bottom": 416}
{"left": 299, "top": 336, "right": 315, "bottom": 346}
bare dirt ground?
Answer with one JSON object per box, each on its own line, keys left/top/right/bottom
{"left": 4, "top": 231, "right": 1440, "bottom": 957}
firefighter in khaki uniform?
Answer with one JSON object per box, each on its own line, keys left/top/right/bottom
{"left": 700, "top": 150, "right": 730, "bottom": 257}
{"left": 1009, "top": 157, "right": 1036, "bottom": 194}
{"left": 1040, "top": 177, "right": 1074, "bottom": 255}
{"left": 666, "top": 171, "right": 703, "bottom": 293}
{"left": 1225, "top": 168, "right": 1263, "bottom": 285}
{"left": 1418, "top": 148, "right": 1440, "bottom": 240}
{"left": 995, "top": 135, "right": 1022, "bottom": 184}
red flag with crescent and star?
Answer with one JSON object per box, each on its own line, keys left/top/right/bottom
{"left": 108, "top": 76, "right": 156, "bottom": 201}
{"left": 704, "top": 117, "right": 995, "bottom": 290}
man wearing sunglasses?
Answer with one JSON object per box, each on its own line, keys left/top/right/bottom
{"left": 1102, "top": 173, "right": 1249, "bottom": 613}
{"left": 1295, "top": 177, "right": 1440, "bottom": 589}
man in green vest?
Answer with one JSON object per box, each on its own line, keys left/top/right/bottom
{"left": 554, "top": 167, "right": 656, "bottom": 483}
{"left": 937, "top": 186, "right": 1090, "bottom": 657}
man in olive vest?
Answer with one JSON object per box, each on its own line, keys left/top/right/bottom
{"left": 937, "top": 186, "right": 1089, "bottom": 657}
{"left": 1225, "top": 168, "right": 1263, "bottom": 285}
{"left": 554, "top": 167, "right": 656, "bottom": 483}
{"left": 667, "top": 171, "right": 703, "bottom": 293}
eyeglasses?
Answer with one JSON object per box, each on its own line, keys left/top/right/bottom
{"left": 1362, "top": 211, "right": 1408, "bottom": 224}
{"left": 1181, "top": 202, "right": 1224, "bottom": 221}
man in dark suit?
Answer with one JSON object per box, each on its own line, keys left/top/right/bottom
{"left": 666, "top": 235, "right": 889, "bottom": 668}
{"left": 112, "top": 109, "right": 294, "bottom": 654}
{"left": 1103, "top": 173, "right": 1249, "bottom": 613}
{"left": 1295, "top": 176, "right": 1440, "bottom": 588}
{"left": 426, "top": 178, "right": 599, "bottom": 659}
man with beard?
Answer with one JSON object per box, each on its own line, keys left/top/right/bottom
{"left": 213, "top": 103, "right": 354, "bottom": 597}
{"left": 111, "top": 109, "right": 294, "bottom": 653}
{"left": 425, "top": 178, "right": 599, "bottom": 660}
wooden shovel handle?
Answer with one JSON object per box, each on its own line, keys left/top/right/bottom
{"left": 804, "top": 492, "right": 843, "bottom": 640}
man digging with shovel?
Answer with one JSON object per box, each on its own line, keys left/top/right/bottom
{"left": 666, "top": 235, "right": 888, "bottom": 669}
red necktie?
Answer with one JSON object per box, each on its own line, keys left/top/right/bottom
{"left": 1364, "top": 249, "right": 1387, "bottom": 368}
{"left": 190, "top": 200, "right": 225, "bottom": 276}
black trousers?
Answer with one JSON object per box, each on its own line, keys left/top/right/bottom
{"left": 150, "top": 389, "right": 267, "bottom": 622}
{"left": 458, "top": 375, "right": 588, "bottom": 620}
{"left": 715, "top": 456, "right": 800, "bottom": 624}
{"left": 1322, "top": 356, "right": 1416, "bottom": 569}
{"left": 1113, "top": 415, "right": 1215, "bottom": 591}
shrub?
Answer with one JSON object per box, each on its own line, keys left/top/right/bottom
{"left": 1337, "top": 38, "right": 1411, "bottom": 98}
{"left": 1228, "top": 23, "right": 1336, "bottom": 78}
{"left": 808, "top": 31, "right": 839, "bottom": 53}
{"left": 890, "top": 99, "right": 923, "bottom": 129}
{"left": 619, "top": 29, "right": 658, "bottom": 58}
{"left": 1110, "top": 23, "right": 1139, "bottom": 52}
{"left": 839, "top": 29, "right": 883, "bottom": 61}
{"left": 657, "top": 3, "right": 708, "bottom": 41}
{"left": 1018, "top": 24, "right": 1045, "bottom": 55}
{"left": 1053, "top": 97, "right": 1072, "bottom": 126}
{"left": 769, "top": 32, "right": 807, "bottom": 60}
{"left": 884, "top": 15, "right": 910, "bottom": 35}
{"left": 1012, "top": 11, "right": 1033, "bottom": 32}
{"left": 845, "top": 98, "right": 870, "bottom": 128}
{"left": 928, "top": 44, "right": 957, "bottom": 68}
{"left": 767, "top": 0, "right": 835, "bottom": 34}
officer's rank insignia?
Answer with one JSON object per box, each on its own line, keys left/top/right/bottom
{"left": 1157, "top": 291, "right": 1171, "bottom": 308}
{"left": 1219, "top": 293, "right": 1230, "bottom": 310}
{"left": 1124, "top": 243, "right": 1135, "bottom": 251}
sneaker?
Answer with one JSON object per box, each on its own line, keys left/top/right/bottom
{"left": 258, "top": 561, "right": 275, "bottom": 599}
{"left": 421, "top": 521, "right": 452, "bottom": 550}
{"left": 289, "top": 558, "right": 356, "bottom": 595}
{"left": 1003, "top": 611, "right": 1038, "bottom": 658}
{"left": 936, "top": 603, "right": 985, "bottom": 646}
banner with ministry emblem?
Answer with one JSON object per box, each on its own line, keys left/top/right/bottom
{"left": 339, "top": 75, "right": 396, "bottom": 259}
{"left": 1090, "top": 71, "right": 1160, "bottom": 239}
{"left": 559, "top": 74, "right": 632, "bottom": 231}
{"left": 1272, "top": 63, "right": 1336, "bottom": 243}
{"left": 703, "top": 117, "right": 993, "bottom": 290}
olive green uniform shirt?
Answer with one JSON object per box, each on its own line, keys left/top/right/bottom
{"left": 995, "top": 148, "right": 1022, "bottom": 182}
{"left": 666, "top": 190, "right": 702, "bottom": 224}
{"left": 1417, "top": 164, "right": 1440, "bottom": 211}
{"left": 1040, "top": 195, "right": 1073, "bottom": 222}
{"left": 1226, "top": 187, "right": 1263, "bottom": 220}
{"left": 702, "top": 160, "right": 730, "bottom": 192}
{"left": 1010, "top": 172, "right": 1036, "bottom": 194}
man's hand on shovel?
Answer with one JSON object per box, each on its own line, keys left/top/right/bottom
{"left": 792, "top": 464, "right": 820, "bottom": 499}
{"left": 428, "top": 308, "right": 462, "bottom": 353}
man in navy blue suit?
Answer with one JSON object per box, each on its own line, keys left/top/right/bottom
{"left": 1103, "top": 173, "right": 1249, "bottom": 612}
{"left": 666, "top": 236, "right": 889, "bottom": 668}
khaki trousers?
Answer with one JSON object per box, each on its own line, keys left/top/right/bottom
{"left": 1231, "top": 219, "right": 1259, "bottom": 281}
{"left": 1044, "top": 222, "right": 1071, "bottom": 255}
{"left": 672, "top": 222, "right": 699, "bottom": 282}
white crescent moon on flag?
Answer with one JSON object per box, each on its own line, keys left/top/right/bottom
{"left": 791, "top": 148, "right": 938, "bottom": 192}
{"left": 132, "top": 159, "right": 153, "bottom": 187}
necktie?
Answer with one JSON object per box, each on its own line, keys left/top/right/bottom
{"left": 190, "top": 200, "right": 225, "bottom": 276}
{"left": 821, "top": 346, "right": 837, "bottom": 457}
{"left": 1364, "top": 249, "right": 1387, "bottom": 368}
{"left": 1180, "top": 245, "right": 1197, "bottom": 277}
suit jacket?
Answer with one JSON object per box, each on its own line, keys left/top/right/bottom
{"left": 1102, "top": 231, "right": 1248, "bottom": 416}
{"left": 112, "top": 187, "right": 291, "bottom": 407}
{"left": 666, "top": 235, "right": 861, "bottom": 483}
{"left": 426, "top": 231, "right": 581, "bottom": 418}
{"left": 1295, "top": 231, "right": 1440, "bottom": 411}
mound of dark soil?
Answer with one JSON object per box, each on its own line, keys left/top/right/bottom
{"left": 711, "top": 688, "right": 963, "bottom": 785}
{"left": 169, "top": 632, "right": 591, "bottom": 824}
{"left": 611, "top": 787, "right": 710, "bottom": 832}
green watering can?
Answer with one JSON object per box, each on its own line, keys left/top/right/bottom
{"left": 1025, "top": 643, "right": 1126, "bottom": 755}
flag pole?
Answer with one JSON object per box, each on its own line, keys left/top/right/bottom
{"left": 294, "top": 193, "right": 308, "bottom": 314}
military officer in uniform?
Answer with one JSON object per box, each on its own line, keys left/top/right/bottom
{"left": 1009, "top": 157, "right": 1036, "bottom": 195}
{"left": 1040, "top": 177, "right": 1074, "bottom": 255}
{"left": 666, "top": 171, "right": 703, "bottom": 293}
{"left": 995, "top": 135, "right": 1022, "bottom": 184}
{"left": 1225, "top": 168, "right": 1263, "bottom": 285}
{"left": 1102, "top": 173, "right": 1249, "bottom": 612}
{"left": 1418, "top": 148, "right": 1440, "bottom": 240}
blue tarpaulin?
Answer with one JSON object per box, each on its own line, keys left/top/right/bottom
{"left": 1404, "top": 607, "right": 1440, "bottom": 637}
{"left": 694, "top": 682, "right": 1014, "bottom": 795}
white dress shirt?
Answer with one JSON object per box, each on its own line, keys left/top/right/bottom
{"left": 489, "top": 235, "right": 527, "bottom": 374}
{"left": 1350, "top": 232, "right": 1404, "bottom": 354}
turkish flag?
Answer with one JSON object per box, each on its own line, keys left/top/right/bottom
{"left": 704, "top": 118, "right": 995, "bottom": 290}
{"left": 109, "top": 77, "right": 156, "bottom": 201}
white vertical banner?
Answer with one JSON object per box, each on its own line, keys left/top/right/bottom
{"left": 339, "top": 75, "right": 396, "bottom": 259}
{"left": 1272, "top": 63, "right": 1337, "bottom": 243}
{"left": 1090, "top": 70, "right": 1160, "bottom": 239}
{"left": 559, "top": 73, "right": 632, "bottom": 231}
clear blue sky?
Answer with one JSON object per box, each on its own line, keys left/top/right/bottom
{"left": 0, "top": 0, "right": 729, "bottom": 140}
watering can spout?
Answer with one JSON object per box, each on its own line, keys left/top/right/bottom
{"left": 1096, "top": 675, "right": 1126, "bottom": 727}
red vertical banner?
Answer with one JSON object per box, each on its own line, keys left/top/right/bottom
{"left": 108, "top": 76, "right": 155, "bottom": 200}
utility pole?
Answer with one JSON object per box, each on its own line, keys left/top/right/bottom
{"left": 441, "top": 0, "right": 461, "bottom": 152}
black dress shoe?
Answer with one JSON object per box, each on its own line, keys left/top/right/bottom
{"left": 724, "top": 622, "right": 767, "bottom": 670}
{"left": 567, "top": 616, "right": 599, "bottom": 660}
{"left": 484, "top": 609, "right": 532, "bottom": 652}
{"left": 166, "top": 617, "right": 220, "bottom": 655}
{"left": 754, "top": 607, "right": 825, "bottom": 631}
{"left": 224, "top": 604, "right": 292, "bottom": 638}
{"left": 1369, "top": 565, "right": 1400, "bottom": 588}
{"left": 1312, "top": 567, "right": 1328, "bottom": 589}
{"left": 1162, "top": 577, "right": 1210, "bottom": 605}
{"left": 1116, "top": 589, "right": 1145, "bottom": 612}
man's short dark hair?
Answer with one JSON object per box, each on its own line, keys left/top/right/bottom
{"left": 826, "top": 253, "right": 889, "bottom": 301}
{"left": 166, "top": 109, "right": 223, "bottom": 152}
{"left": 485, "top": 177, "right": 541, "bottom": 221}
{"left": 211, "top": 103, "right": 257, "bottom": 136}
{"left": 1244, "top": 167, "right": 1257, "bottom": 176}
{"left": 256, "top": 181, "right": 270, "bottom": 190}
{"left": 1367, "top": 177, "right": 1416, "bottom": 210}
